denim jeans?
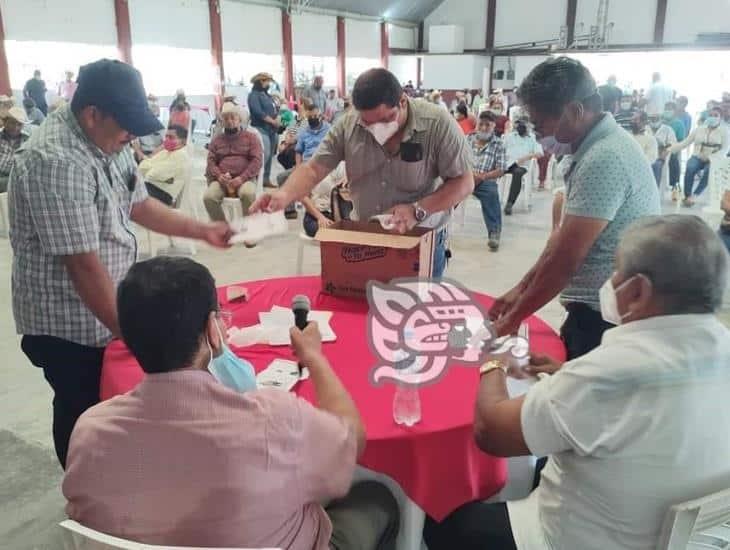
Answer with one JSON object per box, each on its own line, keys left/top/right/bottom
{"left": 669, "top": 153, "right": 680, "bottom": 189}
{"left": 473, "top": 180, "right": 501, "bottom": 234}
{"left": 719, "top": 228, "right": 730, "bottom": 254}
{"left": 684, "top": 155, "right": 710, "bottom": 198}
{"left": 651, "top": 159, "right": 664, "bottom": 187}
{"left": 255, "top": 126, "right": 279, "bottom": 183}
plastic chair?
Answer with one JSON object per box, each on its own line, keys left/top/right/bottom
{"left": 222, "top": 196, "right": 245, "bottom": 227}
{"left": 703, "top": 156, "right": 730, "bottom": 220}
{"left": 0, "top": 191, "right": 8, "bottom": 238}
{"left": 656, "top": 487, "right": 730, "bottom": 550}
{"left": 59, "top": 520, "right": 280, "bottom": 550}
{"left": 246, "top": 127, "right": 266, "bottom": 198}
{"left": 295, "top": 231, "right": 319, "bottom": 275}
{"left": 498, "top": 159, "right": 536, "bottom": 213}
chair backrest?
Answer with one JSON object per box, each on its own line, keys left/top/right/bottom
{"left": 246, "top": 128, "right": 266, "bottom": 197}
{"left": 59, "top": 519, "right": 281, "bottom": 550}
{"left": 656, "top": 488, "right": 730, "bottom": 550}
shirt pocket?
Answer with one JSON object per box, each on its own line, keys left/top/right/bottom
{"left": 389, "top": 158, "right": 429, "bottom": 195}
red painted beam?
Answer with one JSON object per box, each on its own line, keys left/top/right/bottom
{"left": 114, "top": 0, "right": 133, "bottom": 65}
{"left": 0, "top": 2, "right": 11, "bottom": 96}
{"left": 208, "top": 0, "right": 225, "bottom": 110}
{"left": 380, "top": 22, "right": 389, "bottom": 69}
{"left": 282, "top": 9, "right": 295, "bottom": 102}
{"left": 336, "top": 17, "right": 346, "bottom": 97}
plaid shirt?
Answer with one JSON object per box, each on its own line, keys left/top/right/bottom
{"left": 0, "top": 130, "right": 28, "bottom": 176}
{"left": 9, "top": 104, "right": 148, "bottom": 347}
{"left": 467, "top": 133, "right": 507, "bottom": 177}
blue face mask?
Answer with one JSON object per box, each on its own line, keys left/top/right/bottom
{"left": 706, "top": 116, "right": 721, "bottom": 128}
{"left": 207, "top": 321, "right": 257, "bottom": 393}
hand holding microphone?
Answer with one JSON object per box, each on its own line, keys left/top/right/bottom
{"left": 291, "top": 295, "right": 314, "bottom": 375}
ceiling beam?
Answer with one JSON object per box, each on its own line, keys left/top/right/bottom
{"left": 654, "top": 0, "right": 668, "bottom": 44}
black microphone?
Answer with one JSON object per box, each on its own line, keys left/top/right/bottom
{"left": 292, "top": 295, "right": 311, "bottom": 331}
{"left": 292, "top": 295, "right": 311, "bottom": 376}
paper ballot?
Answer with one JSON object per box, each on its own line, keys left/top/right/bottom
{"left": 228, "top": 211, "right": 288, "bottom": 245}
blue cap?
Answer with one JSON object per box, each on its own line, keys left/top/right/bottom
{"left": 71, "top": 59, "right": 163, "bottom": 137}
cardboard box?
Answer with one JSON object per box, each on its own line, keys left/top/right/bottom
{"left": 316, "top": 220, "right": 435, "bottom": 299}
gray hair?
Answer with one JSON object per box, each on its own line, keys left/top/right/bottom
{"left": 617, "top": 215, "right": 728, "bottom": 314}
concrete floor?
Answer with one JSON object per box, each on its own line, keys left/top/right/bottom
{"left": 0, "top": 145, "right": 724, "bottom": 549}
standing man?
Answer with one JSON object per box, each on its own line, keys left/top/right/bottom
{"left": 648, "top": 113, "right": 678, "bottom": 188}
{"left": 597, "top": 74, "right": 622, "bottom": 114}
{"left": 469, "top": 111, "right": 507, "bottom": 252}
{"left": 251, "top": 68, "right": 474, "bottom": 278}
{"left": 0, "top": 107, "right": 30, "bottom": 192}
{"left": 23, "top": 69, "right": 48, "bottom": 115}
{"left": 676, "top": 96, "right": 692, "bottom": 136}
{"left": 8, "top": 59, "right": 233, "bottom": 468}
{"left": 614, "top": 95, "right": 637, "bottom": 131}
{"left": 645, "top": 72, "right": 674, "bottom": 117}
{"left": 248, "top": 72, "right": 280, "bottom": 188}
{"left": 489, "top": 57, "right": 660, "bottom": 359}
{"left": 301, "top": 75, "right": 327, "bottom": 113}
{"left": 58, "top": 70, "right": 78, "bottom": 102}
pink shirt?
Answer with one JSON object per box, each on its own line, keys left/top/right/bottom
{"left": 63, "top": 370, "right": 357, "bottom": 549}
{"left": 59, "top": 80, "right": 77, "bottom": 101}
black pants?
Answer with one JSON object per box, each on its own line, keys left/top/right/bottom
{"left": 21, "top": 335, "right": 105, "bottom": 468}
{"left": 506, "top": 163, "right": 528, "bottom": 205}
{"left": 424, "top": 502, "right": 516, "bottom": 550}
{"left": 669, "top": 153, "right": 680, "bottom": 189}
{"left": 561, "top": 302, "right": 615, "bottom": 361}
{"left": 303, "top": 210, "right": 333, "bottom": 237}
{"left": 145, "top": 182, "right": 173, "bottom": 206}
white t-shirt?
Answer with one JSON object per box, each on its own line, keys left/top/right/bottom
{"left": 508, "top": 314, "right": 730, "bottom": 550}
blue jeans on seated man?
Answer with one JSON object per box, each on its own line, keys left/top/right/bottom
{"left": 684, "top": 155, "right": 710, "bottom": 198}
{"left": 472, "top": 180, "right": 501, "bottom": 236}
{"left": 651, "top": 159, "right": 664, "bottom": 187}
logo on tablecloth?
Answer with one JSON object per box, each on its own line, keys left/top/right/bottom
{"left": 366, "top": 278, "right": 528, "bottom": 387}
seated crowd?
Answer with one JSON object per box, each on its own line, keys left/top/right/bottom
{"left": 4, "top": 58, "right": 730, "bottom": 550}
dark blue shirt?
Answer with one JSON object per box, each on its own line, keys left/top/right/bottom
{"left": 247, "top": 89, "right": 278, "bottom": 133}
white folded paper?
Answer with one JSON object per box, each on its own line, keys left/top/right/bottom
{"left": 256, "top": 359, "right": 309, "bottom": 391}
{"left": 228, "top": 211, "right": 289, "bottom": 245}
{"left": 226, "top": 305, "right": 336, "bottom": 347}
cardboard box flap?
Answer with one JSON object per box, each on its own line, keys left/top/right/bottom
{"left": 315, "top": 221, "right": 428, "bottom": 250}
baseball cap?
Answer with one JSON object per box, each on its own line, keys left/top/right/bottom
{"left": 6, "top": 106, "right": 28, "bottom": 124}
{"left": 71, "top": 59, "right": 163, "bottom": 137}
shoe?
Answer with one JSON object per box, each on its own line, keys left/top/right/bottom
{"left": 244, "top": 241, "right": 258, "bottom": 248}
{"left": 263, "top": 180, "right": 277, "bottom": 189}
{"left": 538, "top": 182, "right": 546, "bottom": 191}
{"left": 671, "top": 188, "right": 679, "bottom": 202}
{"left": 682, "top": 197, "right": 694, "bottom": 208}
{"left": 487, "top": 232, "right": 500, "bottom": 252}
{"left": 284, "top": 209, "right": 298, "bottom": 220}
{"left": 504, "top": 203, "right": 513, "bottom": 216}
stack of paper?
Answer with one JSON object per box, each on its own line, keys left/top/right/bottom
{"left": 228, "top": 305, "right": 336, "bottom": 347}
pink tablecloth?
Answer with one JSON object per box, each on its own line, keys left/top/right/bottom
{"left": 101, "top": 276, "right": 566, "bottom": 521}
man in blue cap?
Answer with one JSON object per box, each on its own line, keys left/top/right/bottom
{"left": 7, "top": 59, "right": 234, "bottom": 468}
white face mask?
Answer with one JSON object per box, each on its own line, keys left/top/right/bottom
{"left": 599, "top": 275, "right": 634, "bottom": 325}
{"left": 366, "top": 119, "right": 400, "bottom": 146}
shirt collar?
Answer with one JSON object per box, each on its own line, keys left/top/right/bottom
{"left": 60, "top": 103, "right": 109, "bottom": 161}
{"left": 401, "top": 99, "right": 428, "bottom": 140}
{"left": 602, "top": 313, "right": 720, "bottom": 345}
{"left": 570, "top": 113, "right": 617, "bottom": 165}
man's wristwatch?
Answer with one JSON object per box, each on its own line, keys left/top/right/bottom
{"left": 413, "top": 202, "right": 428, "bottom": 223}
{"left": 479, "top": 360, "right": 508, "bottom": 377}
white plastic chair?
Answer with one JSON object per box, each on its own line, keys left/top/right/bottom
{"left": 247, "top": 127, "right": 265, "bottom": 198}
{"left": 498, "top": 158, "right": 536, "bottom": 213}
{"left": 295, "top": 231, "right": 319, "bottom": 275}
{"left": 0, "top": 191, "right": 8, "bottom": 238}
{"left": 703, "top": 156, "right": 730, "bottom": 220}
{"left": 59, "top": 520, "right": 280, "bottom": 550}
{"left": 656, "top": 487, "right": 730, "bottom": 550}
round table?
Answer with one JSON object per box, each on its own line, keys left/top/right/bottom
{"left": 101, "top": 275, "right": 566, "bottom": 522}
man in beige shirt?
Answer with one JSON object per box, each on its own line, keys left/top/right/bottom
{"left": 252, "top": 68, "right": 475, "bottom": 278}
{"left": 63, "top": 256, "right": 399, "bottom": 550}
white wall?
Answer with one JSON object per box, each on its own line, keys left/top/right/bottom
{"left": 422, "top": 54, "right": 490, "bottom": 89}
{"left": 389, "top": 55, "right": 419, "bottom": 85}
{"left": 1, "top": 0, "right": 117, "bottom": 44}
{"left": 423, "top": 0, "right": 487, "bottom": 51}
{"left": 664, "top": 0, "right": 730, "bottom": 43}
{"left": 292, "top": 12, "right": 337, "bottom": 57}
{"left": 346, "top": 19, "right": 380, "bottom": 59}
{"left": 221, "top": 1, "right": 282, "bottom": 54}
{"left": 491, "top": 56, "right": 515, "bottom": 89}
{"left": 494, "top": 0, "right": 567, "bottom": 47}
{"left": 576, "top": 0, "right": 656, "bottom": 45}
{"left": 389, "top": 24, "right": 417, "bottom": 50}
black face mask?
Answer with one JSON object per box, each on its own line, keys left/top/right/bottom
{"left": 516, "top": 123, "right": 527, "bottom": 136}
{"left": 224, "top": 127, "right": 239, "bottom": 135}
{"left": 308, "top": 117, "right": 321, "bottom": 129}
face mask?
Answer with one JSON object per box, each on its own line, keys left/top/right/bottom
{"left": 162, "top": 138, "right": 178, "bottom": 151}
{"left": 476, "top": 131, "right": 493, "bottom": 141}
{"left": 308, "top": 116, "right": 321, "bottom": 129}
{"left": 366, "top": 119, "right": 400, "bottom": 146}
{"left": 224, "top": 127, "right": 239, "bottom": 135}
{"left": 516, "top": 123, "right": 527, "bottom": 136}
{"left": 599, "top": 275, "right": 634, "bottom": 326}
{"left": 706, "top": 116, "right": 721, "bottom": 128}
{"left": 207, "top": 320, "right": 257, "bottom": 393}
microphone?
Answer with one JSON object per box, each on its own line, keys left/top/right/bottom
{"left": 292, "top": 295, "right": 311, "bottom": 331}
